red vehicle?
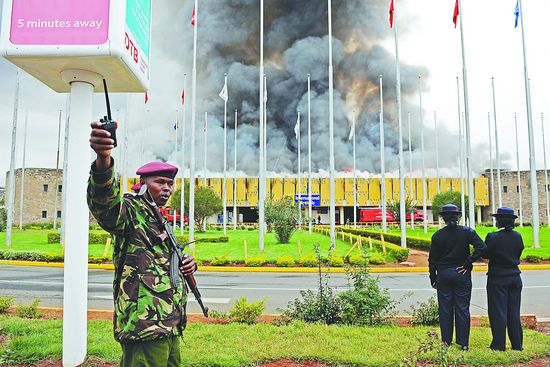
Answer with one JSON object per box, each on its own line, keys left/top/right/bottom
{"left": 159, "top": 207, "right": 189, "bottom": 226}
{"left": 359, "top": 208, "right": 424, "bottom": 223}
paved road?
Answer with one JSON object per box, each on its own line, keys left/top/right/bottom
{"left": 0, "top": 265, "right": 549, "bottom": 318}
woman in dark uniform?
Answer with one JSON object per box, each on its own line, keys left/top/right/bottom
{"left": 484, "top": 207, "right": 524, "bottom": 351}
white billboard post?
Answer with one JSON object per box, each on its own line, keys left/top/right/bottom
{"left": 0, "top": 1, "right": 151, "bottom": 366}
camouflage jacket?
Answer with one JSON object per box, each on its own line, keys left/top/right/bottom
{"left": 87, "top": 161, "right": 187, "bottom": 343}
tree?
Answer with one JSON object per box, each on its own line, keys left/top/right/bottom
{"left": 168, "top": 184, "right": 223, "bottom": 231}
{"left": 0, "top": 196, "right": 6, "bottom": 232}
{"left": 432, "top": 191, "right": 469, "bottom": 220}
{"left": 265, "top": 197, "right": 300, "bottom": 243}
{"left": 387, "top": 197, "right": 416, "bottom": 223}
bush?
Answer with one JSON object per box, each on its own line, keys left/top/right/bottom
{"left": 89, "top": 232, "right": 111, "bottom": 244}
{"left": 299, "top": 253, "right": 318, "bottom": 267}
{"left": 0, "top": 295, "right": 14, "bottom": 313}
{"left": 0, "top": 250, "right": 63, "bottom": 262}
{"left": 174, "top": 235, "right": 229, "bottom": 244}
{"left": 525, "top": 254, "right": 544, "bottom": 263}
{"left": 246, "top": 256, "right": 266, "bottom": 267}
{"left": 265, "top": 197, "right": 300, "bottom": 244}
{"left": 16, "top": 298, "right": 43, "bottom": 319}
{"left": 339, "top": 227, "right": 428, "bottom": 252}
{"left": 0, "top": 206, "right": 6, "bottom": 232}
{"left": 276, "top": 255, "right": 295, "bottom": 267}
{"left": 410, "top": 296, "right": 439, "bottom": 326}
{"left": 347, "top": 254, "right": 369, "bottom": 267}
{"left": 210, "top": 255, "right": 230, "bottom": 266}
{"left": 21, "top": 222, "right": 54, "bottom": 230}
{"left": 228, "top": 297, "right": 266, "bottom": 324}
{"left": 328, "top": 253, "right": 344, "bottom": 267}
{"left": 209, "top": 309, "right": 230, "bottom": 322}
{"left": 368, "top": 252, "right": 387, "bottom": 265}
{"left": 47, "top": 231, "right": 60, "bottom": 244}
{"left": 88, "top": 256, "right": 111, "bottom": 264}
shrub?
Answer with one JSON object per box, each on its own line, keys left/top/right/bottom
{"left": 88, "top": 256, "right": 111, "bottom": 264}
{"left": 0, "top": 295, "right": 14, "bottom": 313}
{"left": 299, "top": 253, "right": 318, "bottom": 267}
{"left": 265, "top": 197, "right": 300, "bottom": 243}
{"left": 16, "top": 298, "right": 43, "bottom": 319}
{"left": 276, "top": 255, "right": 295, "bottom": 267}
{"left": 525, "top": 254, "right": 544, "bottom": 263}
{"left": 339, "top": 227, "right": 429, "bottom": 252}
{"left": 328, "top": 253, "right": 344, "bottom": 267}
{"left": 47, "top": 231, "right": 61, "bottom": 244}
{"left": 246, "top": 256, "right": 266, "bottom": 267}
{"left": 0, "top": 206, "right": 7, "bottom": 232}
{"left": 89, "top": 232, "right": 111, "bottom": 244}
{"left": 368, "top": 252, "right": 387, "bottom": 265}
{"left": 210, "top": 255, "right": 230, "bottom": 266}
{"left": 228, "top": 297, "right": 266, "bottom": 324}
{"left": 174, "top": 235, "right": 229, "bottom": 244}
{"left": 347, "top": 254, "right": 369, "bottom": 267}
{"left": 209, "top": 309, "right": 230, "bottom": 322}
{"left": 410, "top": 296, "right": 439, "bottom": 326}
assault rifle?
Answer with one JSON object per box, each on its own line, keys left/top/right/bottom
{"left": 140, "top": 186, "right": 209, "bottom": 317}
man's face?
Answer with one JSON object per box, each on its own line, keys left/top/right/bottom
{"left": 142, "top": 176, "right": 174, "bottom": 207}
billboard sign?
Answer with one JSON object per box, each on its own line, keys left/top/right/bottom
{"left": 295, "top": 194, "right": 321, "bottom": 206}
{"left": 124, "top": 0, "right": 150, "bottom": 81}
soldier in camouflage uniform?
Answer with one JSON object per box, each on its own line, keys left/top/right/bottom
{"left": 87, "top": 121, "right": 197, "bottom": 366}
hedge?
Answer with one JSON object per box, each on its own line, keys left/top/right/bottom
{"left": 175, "top": 235, "right": 229, "bottom": 244}
{"left": 47, "top": 231, "right": 229, "bottom": 245}
{"left": 338, "top": 228, "right": 431, "bottom": 250}
{"left": 0, "top": 250, "right": 64, "bottom": 262}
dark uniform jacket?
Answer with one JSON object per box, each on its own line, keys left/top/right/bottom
{"left": 429, "top": 225, "right": 486, "bottom": 282}
{"left": 484, "top": 229, "right": 524, "bottom": 277}
{"left": 87, "top": 162, "right": 187, "bottom": 343}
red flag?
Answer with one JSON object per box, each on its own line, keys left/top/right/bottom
{"left": 389, "top": 0, "right": 394, "bottom": 28}
{"left": 191, "top": 5, "right": 196, "bottom": 26}
{"left": 453, "top": 0, "right": 459, "bottom": 28}
{"left": 144, "top": 92, "right": 149, "bottom": 104}
{"left": 181, "top": 89, "right": 185, "bottom": 105}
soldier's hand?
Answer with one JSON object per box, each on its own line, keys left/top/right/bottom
{"left": 456, "top": 265, "right": 468, "bottom": 275}
{"left": 431, "top": 282, "right": 437, "bottom": 289}
{"left": 90, "top": 121, "right": 116, "bottom": 158}
{"left": 180, "top": 254, "right": 198, "bottom": 276}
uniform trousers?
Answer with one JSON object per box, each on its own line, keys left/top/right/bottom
{"left": 436, "top": 267, "right": 472, "bottom": 347}
{"left": 120, "top": 335, "right": 181, "bottom": 367}
{"left": 486, "top": 274, "right": 523, "bottom": 351}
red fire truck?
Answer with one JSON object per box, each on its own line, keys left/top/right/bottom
{"left": 359, "top": 208, "right": 424, "bottom": 223}
{"left": 159, "top": 207, "right": 188, "bottom": 226}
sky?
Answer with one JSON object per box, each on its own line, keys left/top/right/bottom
{"left": 0, "top": 0, "right": 549, "bottom": 187}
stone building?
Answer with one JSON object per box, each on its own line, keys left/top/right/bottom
{"left": 4, "top": 168, "right": 62, "bottom": 225}
{"left": 486, "top": 169, "right": 550, "bottom": 224}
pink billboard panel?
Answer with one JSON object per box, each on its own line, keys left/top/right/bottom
{"left": 10, "top": 0, "right": 110, "bottom": 45}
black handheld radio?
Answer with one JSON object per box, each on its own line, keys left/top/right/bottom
{"left": 100, "top": 79, "right": 117, "bottom": 147}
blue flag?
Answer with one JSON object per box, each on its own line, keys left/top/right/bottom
{"left": 514, "top": 0, "right": 520, "bottom": 28}
{"left": 173, "top": 122, "right": 178, "bottom": 130}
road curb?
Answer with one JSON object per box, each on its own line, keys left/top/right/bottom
{"left": 2, "top": 259, "right": 550, "bottom": 272}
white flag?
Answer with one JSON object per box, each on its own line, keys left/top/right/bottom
{"left": 219, "top": 79, "right": 228, "bottom": 102}
{"left": 348, "top": 118, "right": 355, "bottom": 141}
{"left": 264, "top": 82, "right": 268, "bottom": 102}
{"left": 294, "top": 113, "right": 300, "bottom": 140}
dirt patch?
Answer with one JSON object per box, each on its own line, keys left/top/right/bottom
{"left": 407, "top": 249, "right": 429, "bottom": 267}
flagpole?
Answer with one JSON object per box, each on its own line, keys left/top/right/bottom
{"left": 455, "top": 77, "right": 465, "bottom": 225}
{"left": 180, "top": 74, "right": 187, "bottom": 235}
{"left": 307, "top": 74, "right": 312, "bottom": 234}
{"left": 258, "top": 0, "right": 266, "bottom": 251}
{"left": 487, "top": 112, "right": 496, "bottom": 227}
{"left": 233, "top": 109, "right": 238, "bottom": 230}
{"left": 222, "top": 73, "right": 228, "bottom": 235}
{"left": 352, "top": 113, "right": 357, "bottom": 229}
{"left": 518, "top": 0, "right": 539, "bottom": 247}
{"left": 541, "top": 113, "right": 550, "bottom": 227}
{"left": 18, "top": 112, "right": 28, "bottom": 229}
{"left": 203, "top": 112, "right": 207, "bottom": 186}
{"left": 174, "top": 109, "right": 178, "bottom": 229}
{"left": 6, "top": 69, "right": 20, "bottom": 247}
{"left": 515, "top": 112, "right": 524, "bottom": 227}
{"left": 434, "top": 111, "right": 440, "bottom": 194}
{"left": 408, "top": 112, "right": 413, "bottom": 229}
{"left": 491, "top": 78, "right": 502, "bottom": 211}
{"left": 328, "top": 0, "right": 336, "bottom": 249}
{"left": 189, "top": 0, "right": 199, "bottom": 245}
{"left": 297, "top": 111, "right": 302, "bottom": 230}
{"left": 61, "top": 95, "right": 70, "bottom": 246}
{"left": 264, "top": 74, "right": 267, "bottom": 180}
{"left": 393, "top": 2, "right": 407, "bottom": 248}
{"left": 122, "top": 96, "right": 129, "bottom": 195}
{"left": 418, "top": 74, "right": 427, "bottom": 234}
{"left": 53, "top": 110, "right": 63, "bottom": 230}
{"left": 457, "top": 0, "right": 476, "bottom": 229}
{"left": 380, "top": 75, "right": 387, "bottom": 232}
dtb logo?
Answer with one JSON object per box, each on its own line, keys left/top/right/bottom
{"left": 124, "top": 32, "right": 138, "bottom": 63}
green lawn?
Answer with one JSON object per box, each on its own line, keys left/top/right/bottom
{"left": 0, "top": 316, "right": 548, "bottom": 366}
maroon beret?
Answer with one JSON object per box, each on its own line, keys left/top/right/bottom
{"left": 131, "top": 183, "right": 142, "bottom": 192}
{"left": 136, "top": 162, "right": 178, "bottom": 179}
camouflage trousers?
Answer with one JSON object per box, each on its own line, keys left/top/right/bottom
{"left": 120, "top": 335, "right": 181, "bottom": 367}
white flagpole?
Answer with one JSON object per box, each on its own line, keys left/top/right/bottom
{"left": 328, "top": 0, "right": 336, "bottom": 249}
{"left": 515, "top": 113, "right": 524, "bottom": 227}
{"left": 189, "top": 0, "right": 199, "bottom": 244}
{"left": 352, "top": 113, "right": 357, "bottom": 229}
{"left": 180, "top": 74, "right": 187, "bottom": 235}
{"left": 233, "top": 109, "right": 238, "bottom": 230}
{"left": 518, "top": 0, "right": 539, "bottom": 247}
{"left": 488, "top": 112, "right": 496, "bottom": 227}
{"left": 393, "top": 1, "right": 407, "bottom": 247}
{"left": 307, "top": 74, "right": 313, "bottom": 234}
{"left": 18, "top": 112, "right": 28, "bottom": 229}
{"left": 456, "top": 77, "right": 465, "bottom": 225}
{"left": 61, "top": 95, "right": 70, "bottom": 246}
{"left": 418, "top": 74, "right": 427, "bottom": 234}
{"left": 122, "top": 96, "right": 130, "bottom": 195}
{"left": 434, "top": 111, "right": 440, "bottom": 194}
{"left": 6, "top": 69, "right": 20, "bottom": 247}
{"left": 380, "top": 75, "right": 387, "bottom": 232}
{"left": 457, "top": 0, "right": 476, "bottom": 229}
{"left": 491, "top": 77, "right": 502, "bottom": 210}
{"left": 408, "top": 112, "right": 414, "bottom": 229}
{"left": 53, "top": 110, "right": 63, "bottom": 230}
{"left": 258, "top": 0, "right": 266, "bottom": 251}
{"left": 203, "top": 111, "right": 207, "bottom": 187}
{"left": 297, "top": 111, "right": 302, "bottom": 230}
{"left": 140, "top": 110, "right": 147, "bottom": 166}
{"left": 541, "top": 113, "right": 550, "bottom": 227}
{"left": 264, "top": 74, "right": 267, "bottom": 177}
{"left": 222, "top": 73, "right": 228, "bottom": 235}
{"left": 174, "top": 109, "right": 178, "bottom": 229}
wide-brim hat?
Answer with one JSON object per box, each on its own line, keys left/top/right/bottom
{"left": 136, "top": 162, "right": 178, "bottom": 179}
{"left": 439, "top": 204, "right": 461, "bottom": 215}
{"left": 491, "top": 206, "right": 518, "bottom": 219}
